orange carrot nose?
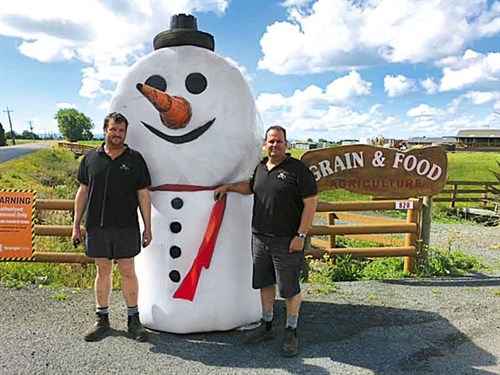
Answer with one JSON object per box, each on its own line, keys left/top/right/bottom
{"left": 136, "top": 83, "right": 192, "bottom": 129}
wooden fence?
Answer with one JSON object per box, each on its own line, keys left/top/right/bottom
{"left": 57, "top": 142, "right": 94, "bottom": 157}
{"left": 27, "top": 198, "right": 422, "bottom": 273}
{"left": 307, "top": 199, "right": 421, "bottom": 273}
{"left": 434, "top": 181, "right": 498, "bottom": 209}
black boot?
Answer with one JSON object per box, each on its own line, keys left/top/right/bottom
{"left": 128, "top": 313, "right": 148, "bottom": 342}
{"left": 84, "top": 312, "right": 110, "bottom": 342}
{"left": 244, "top": 319, "right": 274, "bottom": 344}
{"left": 281, "top": 327, "right": 299, "bottom": 357}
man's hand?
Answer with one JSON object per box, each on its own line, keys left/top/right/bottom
{"left": 289, "top": 236, "right": 305, "bottom": 253}
{"left": 71, "top": 226, "right": 83, "bottom": 247}
{"left": 142, "top": 228, "right": 152, "bottom": 248}
{"left": 214, "top": 181, "right": 252, "bottom": 201}
{"left": 214, "top": 185, "right": 229, "bottom": 201}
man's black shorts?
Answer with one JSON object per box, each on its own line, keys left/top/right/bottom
{"left": 251, "top": 234, "right": 303, "bottom": 298}
{"left": 85, "top": 226, "right": 141, "bottom": 260}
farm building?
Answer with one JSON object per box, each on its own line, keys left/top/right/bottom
{"left": 456, "top": 129, "right": 500, "bottom": 150}
{"left": 289, "top": 140, "right": 317, "bottom": 150}
{"left": 409, "top": 136, "right": 456, "bottom": 150}
{"left": 339, "top": 139, "right": 360, "bottom": 146}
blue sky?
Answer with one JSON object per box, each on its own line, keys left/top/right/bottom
{"left": 1, "top": 0, "right": 499, "bottom": 142}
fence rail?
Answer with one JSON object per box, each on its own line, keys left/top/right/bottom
{"left": 7, "top": 198, "right": 423, "bottom": 273}
{"left": 57, "top": 142, "right": 94, "bottom": 157}
{"left": 434, "top": 180, "right": 498, "bottom": 209}
{"left": 373, "top": 180, "right": 498, "bottom": 209}
{"left": 307, "top": 199, "right": 421, "bottom": 273}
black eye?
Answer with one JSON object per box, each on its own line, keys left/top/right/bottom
{"left": 145, "top": 75, "right": 167, "bottom": 91}
{"left": 185, "top": 73, "right": 207, "bottom": 95}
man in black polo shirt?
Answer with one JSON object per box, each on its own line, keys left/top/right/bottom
{"left": 215, "top": 125, "right": 317, "bottom": 357}
{"left": 72, "top": 112, "right": 152, "bottom": 342}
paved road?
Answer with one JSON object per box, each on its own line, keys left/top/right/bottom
{"left": 0, "top": 277, "right": 498, "bottom": 375}
{"left": 0, "top": 143, "right": 52, "bottom": 163}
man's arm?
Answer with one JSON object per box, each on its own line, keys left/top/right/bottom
{"left": 71, "top": 184, "right": 88, "bottom": 243}
{"left": 214, "top": 180, "right": 252, "bottom": 200}
{"left": 289, "top": 195, "right": 318, "bottom": 253}
{"left": 137, "top": 188, "right": 152, "bottom": 247}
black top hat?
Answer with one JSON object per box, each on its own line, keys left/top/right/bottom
{"left": 153, "top": 14, "right": 215, "bottom": 51}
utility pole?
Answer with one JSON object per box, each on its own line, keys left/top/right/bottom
{"left": 3, "top": 107, "right": 16, "bottom": 145}
{"left": 28, "top": 120, "right": 34, "bottom": 139}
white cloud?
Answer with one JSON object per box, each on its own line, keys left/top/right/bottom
{"left": 256, "top": 74, "right": 386, "bottom": 140}
{"left": 281, "top": 0, "right": 314, "bottom": 6}
{"left": 438, "top": 50, "right": 500, "bottom": 91}
{"left": 258, "top": 82, "right": 496, "bottom": 140}
{"left": 256, "top": 93, "right": 288, "bottom": 112}
{"left": 259, "top": 0, "right": 500, "bottom": 74}
{"left": 420, "top": 77, "right": 439, "bottom": 95}
{"left": 465, "top": 91, "right": 499, "bottom": 105}
{"left": 447, "top": 97, "right": 464, "bottom": 114}
{"left": 1, "top": 0, "right": 228, "bottom": 100}
{"left": 98, "top": 101, "right": 110, "bottom": 111}
{"left": 447, "top": 90, "right": 500, "bottom": 114}
{"left": 325, "top": 71, "right": 372, "bottom": 101}
{"left": 256, "top": 71, "right": 371, "bottom": 116}
{"left": 79, "top": 68, "right": 114, "bottom": 99}
{"left": 407, "top": 104, "right": 444, "bottom": 117}
{"left": 55, "top": 102, "right": 77, "bottom": 109}
{"left": 384, "top": 75, "right": 415, "bottom": 97}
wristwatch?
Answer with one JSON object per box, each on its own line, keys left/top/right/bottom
{"left": 296, "top": 233, "right": 307, "bottom": 240}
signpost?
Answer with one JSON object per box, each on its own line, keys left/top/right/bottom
{"left": 301, "top": 145, "right": 447, "bottom": 196}
{"left": 0, "top": 189, "right": 36, "bottom": 260}
{"left": 301, "top": 145, "right": 448, "bottom": 266}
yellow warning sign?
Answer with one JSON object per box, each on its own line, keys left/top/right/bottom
{"left": 0, "top": 189, "right": 36, "bottom": 260}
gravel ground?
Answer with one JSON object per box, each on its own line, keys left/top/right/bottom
{"left": 0, "top": 223, "right": 499, "bottom": 375}
{"left": 429, "top": 223, "right": 500, "bottom": 270}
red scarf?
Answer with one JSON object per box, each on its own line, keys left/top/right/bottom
{"left": 149, "top": 184, "right": 227, "bottom": 301}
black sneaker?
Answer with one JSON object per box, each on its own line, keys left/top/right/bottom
{"left": 84, "top": 312, "right": 110, "bottom": 342}
{"left": 128, "top": 313, "right": 148, "bottom": 342}
{"left": 243, "top": 319, "right": 274, "bottom": 344}
{"left": 281, "top": 327, "right": 299, "bottom": 357}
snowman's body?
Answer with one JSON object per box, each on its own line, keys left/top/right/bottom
{"left": 110, "top": 46, "right": 262, "bottom": 333}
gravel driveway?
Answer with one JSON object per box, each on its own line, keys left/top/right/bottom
{"left": 0, "top": 223, "right": 499, "bottom": 375}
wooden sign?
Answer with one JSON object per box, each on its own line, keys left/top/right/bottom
{"left": 0, "top": 189, "right": 36, "bottom": 260}
{"left": 301, "top": 145, "right": 447, "bottom": 196}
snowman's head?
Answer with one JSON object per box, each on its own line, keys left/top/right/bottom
{"left": 110, "top": 46, "right": 261, "bottom": 186}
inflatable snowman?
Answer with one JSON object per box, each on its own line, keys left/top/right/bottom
{"left": 109, "top": 14, "right": 262, "bottom": 333}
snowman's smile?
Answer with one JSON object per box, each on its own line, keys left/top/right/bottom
{"left": 141, "top": 118, "right": 216, "bottom": 144}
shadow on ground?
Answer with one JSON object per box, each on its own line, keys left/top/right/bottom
{"left": 147, "top": 300, "right": 496, "bottom": 374}
{"left": 382, "top": 275, "right": 500, "bottom": 288}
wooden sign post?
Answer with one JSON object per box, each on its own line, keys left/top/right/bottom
{"left": 301, "top": 145, "right": 447, "bottom": 196}
{"left": 301, "top": 145, "right": 448, "bottom": 269}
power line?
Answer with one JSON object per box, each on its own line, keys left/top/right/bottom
{"left": 3, "top": 107, "right": 16, "bottom": 145}
{"left": 27, "top": 120, "right": 35, "bottom": 139}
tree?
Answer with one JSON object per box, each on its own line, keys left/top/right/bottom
{"left": 55, "top": 109, "right": 94, "bottom": 142}
{"left": 5, "top": 130, "right": 19, "bottom": 140}
{"left": 21, "top": 130, "right": 40, "bottom": 140}
{"left": 307, "top": 138, "right": 314, "bottom": 142}
{"left": 0, "top": 122, "right": 6, "bottom": 146}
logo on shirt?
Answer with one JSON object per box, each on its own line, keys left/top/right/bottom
{"left": 277, "top": 171, "right": 287, "bottom": 180}
{"left": 120, "top": 163, "right": 131, "bottom": 171}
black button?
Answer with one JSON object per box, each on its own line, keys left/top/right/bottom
{"left": 171, "top": 198, "right": 183, "bottom": 209}
{"left": 170, "top": 222, "right": 182, "bottom": 233}
{"left": 169, "top": 270, "right": 181, "bottom": 282}
{"left": 170, "top": 246, "right": 181, "bottom": 258}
